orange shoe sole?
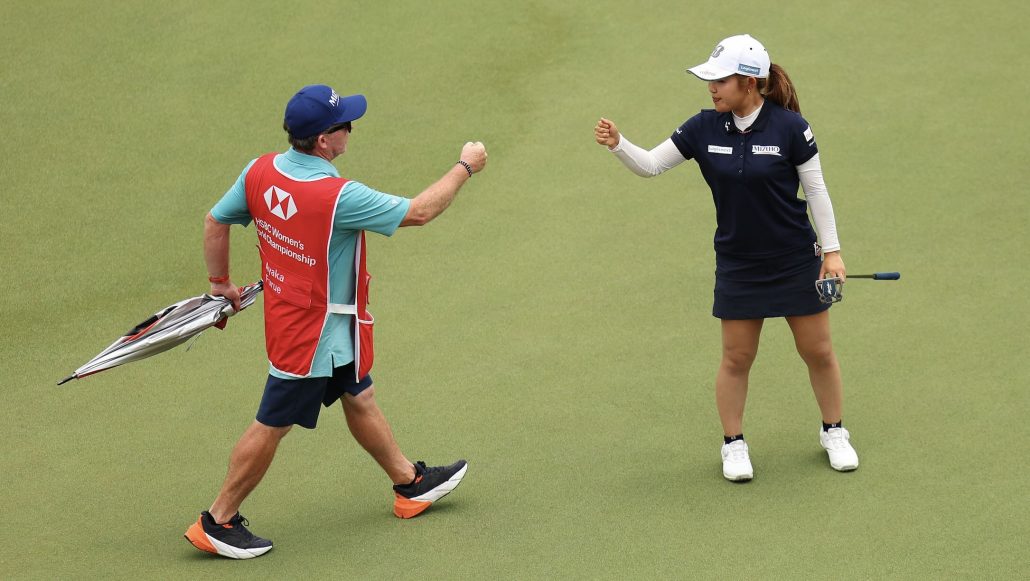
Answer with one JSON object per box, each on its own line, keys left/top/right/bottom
{"left": 393, "top": 494, "right": 432, "bottom": 519}
{"left": 184, "top": 519, "right": 218, "bottom": 554}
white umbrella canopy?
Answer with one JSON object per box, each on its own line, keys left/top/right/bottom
{"left": 58, "top": 282, "right": 263, "bottom": 385}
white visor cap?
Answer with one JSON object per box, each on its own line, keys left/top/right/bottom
{"left": 687, "top": 34, "right": 770, "bottom": 80}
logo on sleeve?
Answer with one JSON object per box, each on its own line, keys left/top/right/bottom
{"left": 708, "top": 145, "right": 733, "bottom": 155}
{"left": 803, "top": 126, "right": 814, "bottom": 142}
{"left": 263, "top": 186, "right": 298, "bottom": 220}
{"left": 751, "top": 145, "right": 781, "bottom": 156}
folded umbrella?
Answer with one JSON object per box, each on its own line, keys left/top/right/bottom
{"left": 58, "top": 281, "right": 263, "bottom": 385}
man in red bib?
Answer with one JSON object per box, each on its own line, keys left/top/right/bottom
{"left": 185, "top": 84, "right": 487, "bottom": 559}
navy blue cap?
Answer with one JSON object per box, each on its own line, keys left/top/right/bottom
{"left": 284, "top": 85, "right": 367, "bottom": 139}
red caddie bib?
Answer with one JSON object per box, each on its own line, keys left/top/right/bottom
{"left": 244, "top": 153, "right": 374, "bottom": 379}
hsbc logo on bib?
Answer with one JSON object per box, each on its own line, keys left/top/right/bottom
{"left": 263, "top": 186, "right": 298, "bottom": 220}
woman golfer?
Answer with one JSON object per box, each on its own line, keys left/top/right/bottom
{"left": 594, "top": 34, "right": 858, "bottom": 481}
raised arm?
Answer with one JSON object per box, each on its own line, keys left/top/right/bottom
{"left": 595, "top": 118, "right": 685, "bottom": 177}
{"left": 400, "top": 142, "right": 488, "bottom": 227}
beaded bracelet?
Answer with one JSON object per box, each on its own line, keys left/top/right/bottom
{"left": 456, "top": 160, "right": 473, "bottom": 177}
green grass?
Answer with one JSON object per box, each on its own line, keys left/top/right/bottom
{"left": 2, "top": 1, "right": 1027, "bottom": 578}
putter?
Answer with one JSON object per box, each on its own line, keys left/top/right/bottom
{"left": 847, "top": 272, "right": 901, "bottom": 280}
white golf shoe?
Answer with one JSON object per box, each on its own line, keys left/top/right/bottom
{"left": 721, "top": 440, "right": 754, "bottom": 481}
{"left": 820, "top": 427, "right": 859, "bottom": 471}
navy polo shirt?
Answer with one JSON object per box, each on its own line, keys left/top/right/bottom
{"left": 670, "top": 101, "right": 819, "bottom": 258}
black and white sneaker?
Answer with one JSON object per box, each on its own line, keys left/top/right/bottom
{"left": 393, "top": 460, "right": 468, "bottom": 518}
{"left": 721, "top": 440, "right": 754, "bottom": 481}
{"left": 820, "top": 427, "right": 860, "bottom": 471}
{"left": 184, "top": 511, "right": 273, "bottom": 559}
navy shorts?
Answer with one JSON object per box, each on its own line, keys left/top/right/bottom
{"left": 713, "top": 247, "right": 831, "bottom": 320}
{"left": 256, "top": 363, "right": 373, "bottom": 429}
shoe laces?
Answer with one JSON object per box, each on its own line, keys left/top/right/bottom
{"left": 230, "top": 514, "right": 259, "bottom": 541}
{"left": 824, "top": 428, "right": 850, "bottom": 449}
{"left": 725, "top": 441, "right": 749, "bottom": 462}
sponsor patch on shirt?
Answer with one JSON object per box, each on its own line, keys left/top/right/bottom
{"left": 751, "top": 145, "right": 781, "bottom": 156}
{"left": 803, "top": 126, "right": 814, "bottom": 142}
{"left": 708, "top": 145, "right": 733, "bottom": 155}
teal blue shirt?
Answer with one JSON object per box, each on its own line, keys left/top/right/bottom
{"left": 211, "top": 148, "right": 411, "bottom": 379}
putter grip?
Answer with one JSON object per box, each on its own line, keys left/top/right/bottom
{"left": 874, "top": 272, "right": 900, "bottom": 280}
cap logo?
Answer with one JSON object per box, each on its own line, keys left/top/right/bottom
{"left": 738, "top": 64, "right": 760, "bottom": 75}
{"left": 263, "top": 186, "right": 298, "bottom": 221}
{"left": 711, "top": 45, "right": 725, "bottom": 58}
{"left": 328, "top": 89, "right": 340, "bottom": 107}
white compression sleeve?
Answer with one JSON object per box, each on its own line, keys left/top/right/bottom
{"left": 609, "top": 136, "right": 686, "bottom": 177}
{"left": 797, "top": 153, "right": 840, "bottom": 252}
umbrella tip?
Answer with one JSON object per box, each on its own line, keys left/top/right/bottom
{"left": 57, "top": 375, "right": 76, "bottom": 386}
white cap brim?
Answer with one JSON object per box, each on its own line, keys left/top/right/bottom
{"left": 687, "top": 60, "right": 736, "bottom": 81}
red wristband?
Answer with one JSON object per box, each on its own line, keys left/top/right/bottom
{"left": 208, "top": 275, "right": 230, "bottom": 284}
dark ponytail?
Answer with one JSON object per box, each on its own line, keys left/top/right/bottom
{"left": 758, "top": 64, "right": 800, "bottom": 113}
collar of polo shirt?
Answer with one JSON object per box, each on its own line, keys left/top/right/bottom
{"left": 721, "top": 100, "right": 775, "bottom": 134}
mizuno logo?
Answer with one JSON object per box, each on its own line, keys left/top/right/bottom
{"left": 752, "top": 145, "right": 781, "bottom": 156}
{"left": 263, "top": 186, "right": 298, "bottom": 220}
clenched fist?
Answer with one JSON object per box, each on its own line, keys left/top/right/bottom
{"left": 594, "top": 118, "right": 621, "bottom": 148}
{"left": 460, "top": 142, "right": 488, "bottom": 174}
